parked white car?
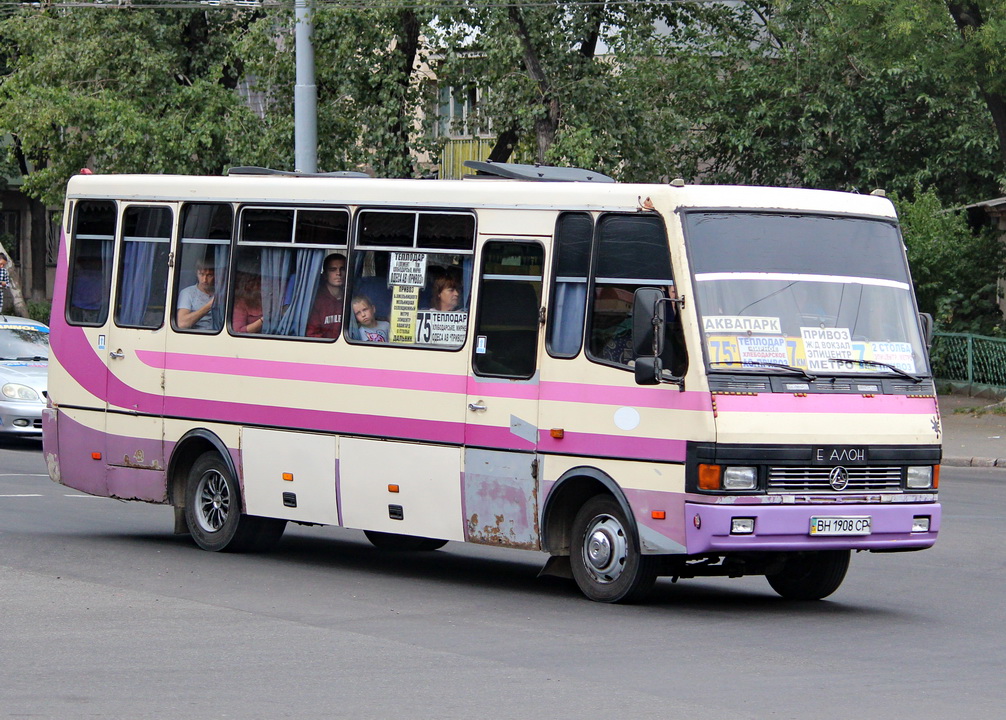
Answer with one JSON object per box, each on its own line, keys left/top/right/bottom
{"left": 0, "top": 316, "right": 49, "bottom": 436}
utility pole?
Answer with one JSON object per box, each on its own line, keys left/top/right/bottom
{"left": 294, "top": 0, "right": 318, "bottom": 173}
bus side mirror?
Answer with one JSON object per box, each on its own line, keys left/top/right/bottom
{"left": 633, "top": 287, "right": 665, "bottom": 385}
{"left": 919, "top": 312, "right": 934, "bottom": 348}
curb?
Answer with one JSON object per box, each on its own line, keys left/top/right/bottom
{"left": 942, "top": 455, "right": 1006, "bottom": 469}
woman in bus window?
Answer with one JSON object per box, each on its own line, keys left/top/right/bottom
{"left": 428, "top": 268, "right": 465, "bottom": 313}
{"left": 233, "top": 271, "right": 264, "bottom": 333}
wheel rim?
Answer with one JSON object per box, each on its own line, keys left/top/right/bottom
{"left": 195, "top": 469, "right": 230, "bottom": 534}
{"left": 580, "top": 513, "right": 628, "bottom": 584}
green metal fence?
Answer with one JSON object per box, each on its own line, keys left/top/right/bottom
{"left": 931, "top": 331, "right": 1006, "bottom": 390}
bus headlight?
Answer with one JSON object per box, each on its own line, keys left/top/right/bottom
{"left": 723, "top": 466, "right": 758, "bottom": 490}
{"left": 2, "top": 383, "right": 41, "bottom": 402}
{"left": 906, "top": 466, "right": 934, "bottom": 489}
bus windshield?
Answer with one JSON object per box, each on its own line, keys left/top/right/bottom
{"left": 685, "top": 211, "right": 928, "bottom": 378}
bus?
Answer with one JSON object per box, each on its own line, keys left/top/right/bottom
{"left": 42, "top": 163, "right": 941, "bottom": 603}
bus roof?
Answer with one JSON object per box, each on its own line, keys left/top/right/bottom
{"left": 64, "top": 173, "right": 898, "bottom": 219}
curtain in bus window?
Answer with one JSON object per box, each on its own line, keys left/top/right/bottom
{"left": 274, "top": 249, "right": 325, "bottom": 336}
{"left": 260, "top": 247, "right": 325, "bottom": 335}
{"left": 551, "top": 283, "right": 588, "bottom": 355}
{"left": 116, "top": 207, "right": 171, "bottom": 328}
{"left": 119, "top": 241, "right": 157, "bottom": 325}
{"left": 210, "top": 245, "right": 229, "bottom": 330}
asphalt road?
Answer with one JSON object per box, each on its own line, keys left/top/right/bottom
{"left": 1, "top": 438, "right": 1003, "bottom": 720}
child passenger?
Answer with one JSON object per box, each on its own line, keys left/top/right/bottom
{"left": 352, "top": 294, "right": 390, "bottom": 342}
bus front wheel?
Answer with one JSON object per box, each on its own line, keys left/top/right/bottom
{"left": 570, "top": 495, "right": 657, "bottom": 603}
{"left": 766, "top": 550, "right": 850, "bottom": 600}
{"left": 184, "top": 451, "right": 286, "bottom": 553}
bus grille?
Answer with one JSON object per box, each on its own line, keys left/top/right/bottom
{"left": 767, "top": 466, "right": 903, "bottom": 493}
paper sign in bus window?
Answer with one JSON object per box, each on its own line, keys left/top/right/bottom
{"left": 868, "top": 341, "right": 917, "bottom": 373}
{"left": 389, "top": 252, "right": 428, "bottom": 287}
{"left": 737, "top": 336, "right": 789, "bottom": 365}
{"left": 801, "top": 327, "right": 853, "bottom": 371}
{"left": 390, "top": 285, "right": 419, "bottom": 343}
{"left": 416, "top": 311, "right": 467, "bottom": 345}
{"left": 703, "top": 316, "right": 782, "bottom": 334}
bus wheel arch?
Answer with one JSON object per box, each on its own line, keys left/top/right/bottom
{"left": 541, "top": 467, "right": 640, "bottom": 557}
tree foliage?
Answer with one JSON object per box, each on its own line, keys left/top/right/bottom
{"left": 894, "top": 187, "right": 1004, "bottom": 334}
{"left": 4, "top": 1, "right": 1006, "bottom": 330}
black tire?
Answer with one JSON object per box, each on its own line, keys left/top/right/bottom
{"left": 569, "top": 495, "right": 657, "bottom": 603}
{"left": 184, "top": 451, "right": 286, "bottom": 553}
{"left": 364, "top": 530, "right": 448, "bottom": 552}
{"left": 766, "top": 550, "right": 851, "bottom": 601}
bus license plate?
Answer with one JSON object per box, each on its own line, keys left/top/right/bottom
{"left": 809, "top": 516, "right": 872, "bottom": 536}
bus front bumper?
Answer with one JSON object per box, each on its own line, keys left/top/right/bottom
{"left": 684, "top": 500, "right": 940, "bottom": 553}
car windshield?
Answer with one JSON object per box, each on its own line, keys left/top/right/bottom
{"left": 0, "top": 325, "right": 50, "bottom": 361}
{"left": 685, "top": 211, "right": 928, "bottom": 378}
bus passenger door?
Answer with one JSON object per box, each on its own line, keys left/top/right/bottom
{"left": 103, "top": 204, "right": 172, "bottom": 502}
{"left": 464, "top": 240, "right": 545, "bottom": 549}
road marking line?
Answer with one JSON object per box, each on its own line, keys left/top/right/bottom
{"left": 63, "top": 494, "right": 105, "bottom": 498}
{"left": 0, "top": 494, "right": 43, "bottom": 497}
{"left": 0, "top": 473, "right": 49, "bottom": 478}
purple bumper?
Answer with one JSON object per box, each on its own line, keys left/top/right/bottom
{"left": 684, "top": 501, "right": 940, "bottom": 553}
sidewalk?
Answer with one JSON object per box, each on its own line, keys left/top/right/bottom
{"left": 939, "top": 393, "right": 1006, "bottom": 468}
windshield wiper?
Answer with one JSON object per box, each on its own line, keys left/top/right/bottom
{"left": 15, "top": 356, "right": 48, "bottom": 361}
{"left": 827, "top": 357, "right": 923, "bottom": 383}
{"left": 711, "top": 360, "right": 817, "bottom": 381}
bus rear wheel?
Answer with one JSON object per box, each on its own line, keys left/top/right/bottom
{"left": 364, "top": 530, "right": 448, "bottom": 552}
{"left": 184, "top": 451, "right": 286, "bottom": 553}
{"left": 766, "top": 550, "right": 850, "bottom": 600}
{"left": 570, "top": 495, "right": 657, "bottom": 603}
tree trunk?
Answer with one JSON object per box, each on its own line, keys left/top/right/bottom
{"left": 946, "top": 2, "right": 1006, "bottom": 172}
{"left": 509, "top": 5, "right": 559, "bottom": 163}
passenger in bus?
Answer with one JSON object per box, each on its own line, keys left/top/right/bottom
{"left": 232, "top": 271, "right": 264, "bottom": 333}
{"left": 352, "top": 294, "right": 390, "bottom": 342}
{"left": 427, "top": 268, "right": 466, "bottom": 313}
{"left": 176, "top": 258, "right": 217, "bottom": 331}
{"left": 305, "top": 253, "right": 346, "bottom": 339}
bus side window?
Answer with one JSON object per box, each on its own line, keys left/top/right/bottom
{"left": 174, "top": 203, "right": 233, "bottom": 334}
{"left": 231, "top": 207, "right": 348, "bottom": 337}
{"left": 546, "top": 212, "right": 591, "bottom": 358}
{"left": 472, "top": 241, "right": 544, "bottom": 378}
{"left": 587, "top": 214, "right": 685, "bottom": 374}
{"left": 67, "top": 200, "right": 116, "bottom": 326}
{"left": 115, "top": 205, "right": 172, "bottom": 329}
{"left": 348, "top": 210, "right": 474, "bottom": 347}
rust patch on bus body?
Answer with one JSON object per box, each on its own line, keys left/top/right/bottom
{"left": 464, "top": 449, "right": 540, "bottom": 550}
{"left": 120, "top": 449, "right": 164, "bottom": 471}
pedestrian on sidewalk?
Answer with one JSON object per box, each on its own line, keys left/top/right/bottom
{"left": 0, "top": 253, "right": 9, "bottom": 314}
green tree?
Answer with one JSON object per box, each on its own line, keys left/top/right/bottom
{"left": 0, "top": 5, "right": 265, "bottom": 207}
{"left": 656, "top": 0, "right": 1002, "bottom": 201}
{"left": 895, "top": 186, "right": 1004, "bottom": 333}
{"left": 235, "top": 2, "right": 438, "bottom": 178}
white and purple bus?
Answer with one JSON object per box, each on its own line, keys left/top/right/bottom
{"left": 43, "top": 164, "right": 940, "bottom": 603}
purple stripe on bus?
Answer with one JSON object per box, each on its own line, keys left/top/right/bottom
{"left": 537, "top": 431, "right": 687, "bottom": 463}
{"left": 463, "top": 424, "right": 537, "bottom": 452}
{"left": 683, "top": 501, "right": 941, "bottom": 553}
{"left": 713, "top": 392, "right": 938, "bottom": 415}
{"left": 140, "top": 350, "right": 468, "bottom": 395}
{"left": 539, "top": 380, "right": 713, "bottom": 411}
